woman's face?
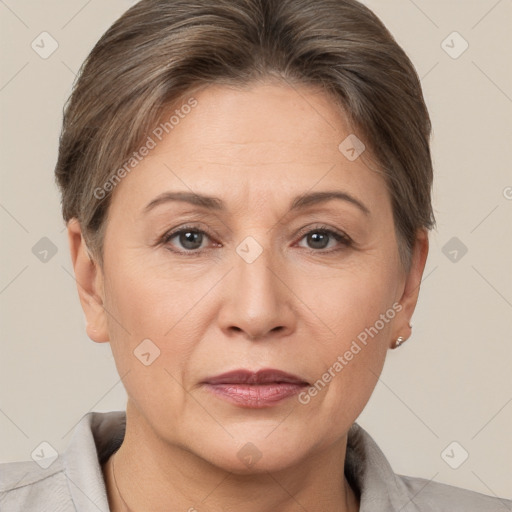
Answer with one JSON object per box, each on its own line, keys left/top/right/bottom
{"left": 72, "top": 81, "right": 426, "bottom": 472}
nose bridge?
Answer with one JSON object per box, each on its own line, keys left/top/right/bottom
{"left": 219, "top": 235, "right": 295, "bottom": 339}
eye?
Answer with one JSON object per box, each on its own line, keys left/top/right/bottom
{"left": 160, "top": 225, "right": 217, "bottom": 253}
{"left": 159, "top": 224, "right": 352, "bottom": 255}
{"left": 296, "top": 226, "right": 352, "bottom": 252}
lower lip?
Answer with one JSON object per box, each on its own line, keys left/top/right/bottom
{"left": 203, "top": 383, "right": 307, "bottom": 408}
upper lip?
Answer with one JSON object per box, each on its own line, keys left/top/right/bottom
{"left": 202, "top": 369, "right": 309, "bottom": 386}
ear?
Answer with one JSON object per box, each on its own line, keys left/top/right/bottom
{"left": 67, "top": 218, "right": 109, "bottom": 343}
{"left": 391, "top": 228, "right": 429, "bottom": 347}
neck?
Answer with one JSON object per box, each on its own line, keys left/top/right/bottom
{"left": 103, "top": 402, "right": 359, "bottom": 512}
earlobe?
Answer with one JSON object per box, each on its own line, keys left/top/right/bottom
{"left": 67, "top": 218, "right": 110, "bottom": 343}
{"left": 391, "top": 229, "right": 429, "bottom": 348}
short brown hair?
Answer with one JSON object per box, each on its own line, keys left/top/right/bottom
{"left": 55, "top": 0, "right": 435, "bottom": 269}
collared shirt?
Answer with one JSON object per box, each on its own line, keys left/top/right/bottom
{"left": 0, "top": 410, "right": 510, "bottom": 511}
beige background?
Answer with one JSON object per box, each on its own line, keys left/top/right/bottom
{"left": 1, "top": 0, "right": 511, "bottom": 500}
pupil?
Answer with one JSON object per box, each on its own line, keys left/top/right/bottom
{"left": 181, "top": 231, "right": 202, "bottom": 249}
{"left": 309, "top": 232, "right": 328, "bottom": 249}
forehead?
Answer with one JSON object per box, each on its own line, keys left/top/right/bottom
{"left": 168, "top": 81, "right": 354, "bottom": 162}
{"left": 109, "top": 81, "right": 388, "bottom": 216}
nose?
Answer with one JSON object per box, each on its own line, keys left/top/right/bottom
{"left": 217, "top": 243, "right": 297, "bottom": 341}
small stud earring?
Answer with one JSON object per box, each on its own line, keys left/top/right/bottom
{"left": 395, "top": 336, "right": 405, "bottom": 348}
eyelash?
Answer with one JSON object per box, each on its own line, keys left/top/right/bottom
{"left": 159, "top": 224, "right": 353, "bottom": 256}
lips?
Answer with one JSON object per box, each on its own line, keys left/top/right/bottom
{"left": 202, "top": 369, "right": 309, "bottom": 408}
{"left": 203, "top": 369, "right": 309, "bottom": 386}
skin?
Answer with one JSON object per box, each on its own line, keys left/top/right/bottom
{"left": 68, "top": 81, "right": 428, "bottom": 512}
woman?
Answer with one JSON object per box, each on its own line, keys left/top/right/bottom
{"left": 0, "top": 0, "right": 510, "bottom": 510}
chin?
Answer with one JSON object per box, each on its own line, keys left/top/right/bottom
{"left": 191, "top": 426, "right": 314, "bottom": 475}
{"left": 208, "top": 449, "right": 305, "bottom": 476}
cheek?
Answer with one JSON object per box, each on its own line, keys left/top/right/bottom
{"left": 100, "top": 262, "right": 199, "bottom": 426}
{"left": 294, "top": 261, "right": 397, "bottom": 418}
{"left": 101, "top": 255, "right": 217, "bottom": 374}
{"left": 299, "top": 255, "right": 398, "bottom": 340}
{"left": 104, "top": 254, "right": 184, "bottom": 332}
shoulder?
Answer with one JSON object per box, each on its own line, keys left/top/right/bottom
{"left": 346, "top": 423, "right": 511, "bottom": 512}
{"left": 0, "top": 458, "right": 74, "bottom": 512}
{"left": 0, "top": 410, "right": 124, "bottom": 512}
{"left": 396, "top": 473, "right": 512, "bottom": 512}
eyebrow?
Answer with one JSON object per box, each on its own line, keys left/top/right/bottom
{"left": 143, "top": 190, "right": 370, "bottom": 216}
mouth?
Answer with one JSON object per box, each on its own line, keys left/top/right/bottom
{"left": 201, "top": 369, "right": 310, "bottom": 408}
